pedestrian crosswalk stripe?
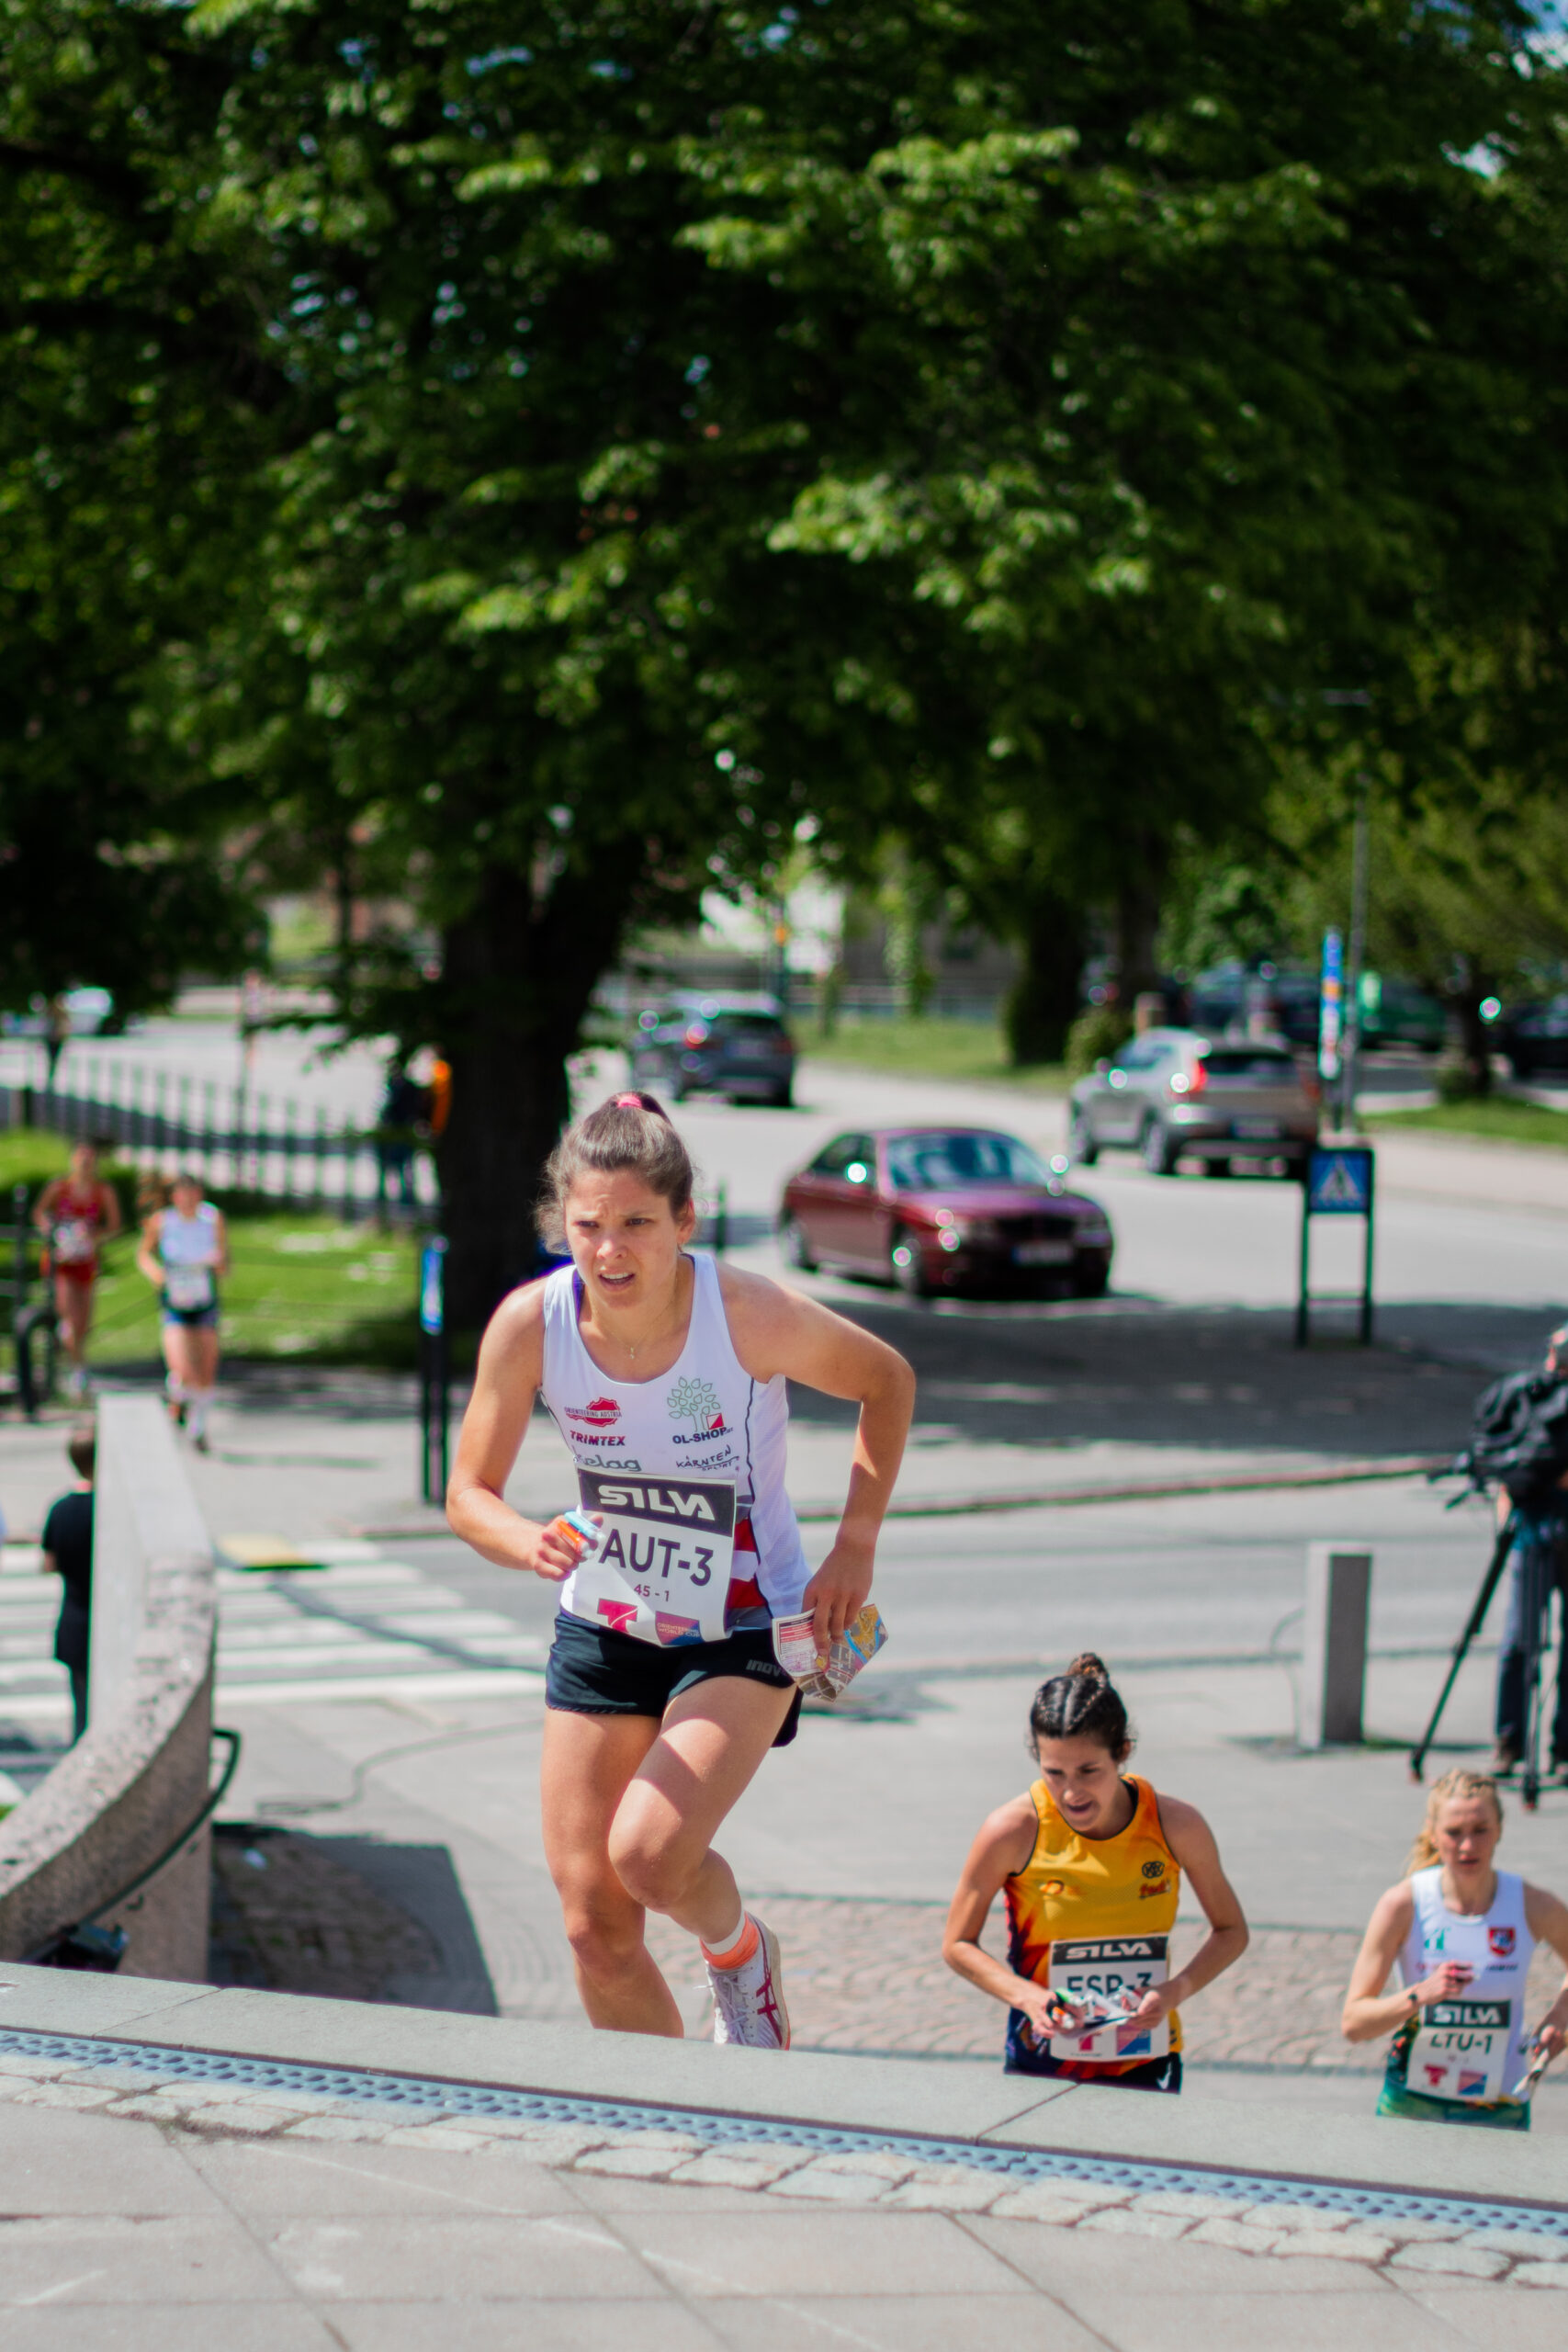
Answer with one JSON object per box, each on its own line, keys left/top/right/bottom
{"left": 0, "top": 1544, "right": 547, "bottom": 1722}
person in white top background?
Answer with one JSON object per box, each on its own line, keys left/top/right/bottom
{"left": 136, "top": 1172, "right": 229, "bottom": 1453}
{"left": 1342, "top": 1766, "right": 1568, "bottom": 2128}
{"left": 448, "top": 1091, "right": 915, "bottom": 2047}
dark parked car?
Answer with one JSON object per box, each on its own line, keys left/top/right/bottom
{"left": 1067, "top": 1028, "right": 1319, "bottom": 1178}
{"left": 778, "top": 1126, "right": 1114, "bottom": 1298}
{"left": 1501, "top": 996, "right": 1568, "bottom": 1079}
{"left": 630, "top": 993, "right": 795, "bottom": 1105}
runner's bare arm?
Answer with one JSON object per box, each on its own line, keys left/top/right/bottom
{"left": 31, "top": 1180, "right": 60, "bottom": 1234}
{"left": 720, "top": 1265, "right": 916, "bottom": 1648}
{"left": 1523, "top": 1884, "right": 1568, "bottom": 2059}
{"left": 99, "top": 1182, "right": 122, "bottom": 1239}
{"left": 211, "top": 1209, "right": 230, "bottom": 1277}
{"left": 1136, "top": 1796, "right": 1248, "bottom": 2026}
{"left": 1341, "top": 1882, "right": 1458, "bottom": 2041}
{"left": 942, "top": 1799, "right": 1058, "bottom": 2032}
{"left": 134, "top": 1214, "right": 164, "bottom": 1288}
{"left": 446, "top": 1282, "right": 583, "bottom": 1583}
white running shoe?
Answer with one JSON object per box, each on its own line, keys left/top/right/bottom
{"left": 707, "top": 1916, "right": 790, "bottom": 2050}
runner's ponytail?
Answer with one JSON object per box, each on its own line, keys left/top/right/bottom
{"left": 1030, "top": 1654, "right": 1134, "bottom": 1761}
{"left": 1404, "top": 1768, "right": 1502, "bottom": 1877}
{"left": 539, "top": 1091, "right": 696, "bottom": 1246}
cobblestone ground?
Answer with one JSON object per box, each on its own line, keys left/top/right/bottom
{"left": 645, "top": 1905, "right": 1567, "bottom": 2070}
{"left": 210, "top": 1843, "right": 1564, "bottom": 2075}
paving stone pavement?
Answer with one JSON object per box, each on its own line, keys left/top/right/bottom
{"left": 629, "top": 1906, "right": 1568, "bottom": 2075}
{"left": 3, "top": 2040, "right": 1566, "bottom": 2311}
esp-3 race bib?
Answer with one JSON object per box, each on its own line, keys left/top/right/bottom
{"left": 1046, "top": 1934, "right": 1170, "bottom": 2064}
{"left": 1408, "top": 1996, "right": 1511, "bottom": 2104}
{"left": 572, "top": 1468, "right": 736, "bottom": 1646}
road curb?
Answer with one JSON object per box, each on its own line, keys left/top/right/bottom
{"left": 346, "top": 1453, "right": 1447, "bottom": 1542}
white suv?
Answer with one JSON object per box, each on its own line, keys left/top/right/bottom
{"left": 1066, "top": 1029, "right": 1319, "bottom": 1179}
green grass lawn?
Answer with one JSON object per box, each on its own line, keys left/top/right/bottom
{"left": 0, "top": 1129, "right": 425, "bottom": 1368}
{"left": 1366, "top": 1095, "right": 1568, "bottom": 1150}
{"left": 801, "top": 1017, "right": 1066, "bottom": 1092}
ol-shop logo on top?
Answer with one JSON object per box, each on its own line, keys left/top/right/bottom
{"left": 1489, "top": 1926, "right": 1517, "bottom": 1961}
{"left": 667, "top": 1376, "right": 728, "bottom": 1442}
{"left": 566, "top": 1396, "right": 627, "bottom": 1447}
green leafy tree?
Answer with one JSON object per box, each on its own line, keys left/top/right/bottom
{"left": 0, "top": 0, "right": 269, "bottom": 1019}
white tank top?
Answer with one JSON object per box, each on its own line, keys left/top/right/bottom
{"left": 539, "top": 1251, "right": 810, "bottom": 1633}
{"left": 1397, "top": 1865, "right": 1535, "bottom": 2104}
{"left": 160, "top": 1203, "right": 220, "bottom": 1268}
{"left": 160, "top": 1203, "right": 220, "bottom": 1312}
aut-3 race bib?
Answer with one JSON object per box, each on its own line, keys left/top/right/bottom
{"left": 571, "top": 1468, "right": 736, "bottom": 1646}
{"left": 1408, "top": 1997, "right": 1512, "bottom": 2104}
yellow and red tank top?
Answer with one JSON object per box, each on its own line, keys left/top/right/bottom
{"left": 1004, "top": 1774, "right": 1181, "bottom": 2078}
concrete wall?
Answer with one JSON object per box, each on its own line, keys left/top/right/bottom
{"left": 0, "top": 1396, "right": 215, "bottom": 1977}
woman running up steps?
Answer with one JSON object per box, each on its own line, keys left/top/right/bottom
{"left": 1342, "top": 1767, "right": 1568, "bottom": 2128}
{"left": 944, "top": 1655, "right": 1248, "bottom": 2091}
{"left": 448, "top": 1091, "right": 914, "bottom": 2045}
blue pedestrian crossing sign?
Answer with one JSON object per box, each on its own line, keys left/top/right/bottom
{"left": 1307, "top": 1146, "right": 1373, "bottom": 1216}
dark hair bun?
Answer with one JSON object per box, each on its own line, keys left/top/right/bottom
{"left": 1029, "top": 1655, "right": 1133, "bottom": 1759}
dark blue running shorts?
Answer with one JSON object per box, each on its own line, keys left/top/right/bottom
{"left": 546, "top": 1611, "right": 803, "bottom": 1747}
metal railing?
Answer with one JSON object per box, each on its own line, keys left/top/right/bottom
{"left": 0, "top": 1069, "right": 437, "bottom": 1216}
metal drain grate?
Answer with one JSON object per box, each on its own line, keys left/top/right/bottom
{"left": 4, "top": 2025, "right": 1564, "bottom": 2241}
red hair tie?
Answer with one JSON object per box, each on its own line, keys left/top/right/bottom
{"left": 614, "top": 1092, "right": 643, "bottom": 1108}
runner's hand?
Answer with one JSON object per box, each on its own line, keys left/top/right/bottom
{"left": 525, "top": 1515, "right": 596, "bottom": 1583}
{"left": 1414, "top": 1961, "right": 1473, "bottom": 2005}
{"left": 1537, "top": 2019, "right": 1567, "bottom": 2062}
{"left": 799, "top": 1536, "right": 874, "bottom": 1657}
{"left": 1013, "top": 1984, "right": 1069, "bottom": 2041}
{"left": 1122, "top": 1983, "right": 1177, "bottom": 2034}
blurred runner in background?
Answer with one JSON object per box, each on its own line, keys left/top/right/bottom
{"left": 41, "top": 1421, "right": 96, "bottom": 1743}
{"left": 375, "top": 1059, "right": 428, "bottom": 1211}
{"left": 137, "top": 1172, "right": 228, "bottom": 1453}
{"left": 33, "top": 1143, "right": 122, "bottom": 1396}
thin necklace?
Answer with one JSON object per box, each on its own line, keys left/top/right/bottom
{"left": 621, "top": 1266, "right": 688, "bottom": 1361}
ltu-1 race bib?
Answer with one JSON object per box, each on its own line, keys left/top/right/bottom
{"left": 571, "top": 1468, "right": 736, "bottom": 1646}
{"left": 1047, "top": 1935, "right": 1169, "bottom": 2064}
{"left": 1409, "top": 1997, "right": 1512, "bottom": 2104}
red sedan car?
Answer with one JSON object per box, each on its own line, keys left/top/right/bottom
{"left": 778, "top": 1126, "right": 1115, "bottom": 1298}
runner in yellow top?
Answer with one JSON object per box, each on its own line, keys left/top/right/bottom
{"left": 944, "top": 1654, "right": 1248, "bottom": 2091}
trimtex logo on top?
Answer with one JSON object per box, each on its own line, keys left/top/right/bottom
{"left": 667, "top": 1375, "right": 727, "bottom": 1441}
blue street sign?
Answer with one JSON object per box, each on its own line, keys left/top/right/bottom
{"left": 419, "top": 1237, "right": 447, "bottom": 1334}
{"left": 1318, "top": 929, "right": 1344, "bottom": 1083}
{"left": 1307, "top": 1146, "right": 1372, "bottom": 1216}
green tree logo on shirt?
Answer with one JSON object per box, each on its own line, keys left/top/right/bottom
{"left": 668, "top": 1375, "right": 723, "bottom": 1434}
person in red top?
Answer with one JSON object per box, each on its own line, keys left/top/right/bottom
{"left": 33, "top": 1144, "right": 121, "bottom": 1396}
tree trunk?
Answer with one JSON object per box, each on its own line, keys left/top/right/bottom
{"left": 1004, "top": 889, "right": 1088, "bottom": 1066}
{"left": 435, "top": 858, "right": 635, "bottom": 1329}
{"left": 1115, "top": 837, "right": 1168, "bottom": 1007}
{"left": 1454, "top": 985, "right": 1496, "bottom": 1098}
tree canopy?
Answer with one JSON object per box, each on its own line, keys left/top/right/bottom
{"left": 5, "top": 0, "right": 1568, "bottom": 1305}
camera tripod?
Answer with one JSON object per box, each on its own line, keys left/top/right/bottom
{"left": 1411, "top": 1506, "right": 1561, "bottom": 1811}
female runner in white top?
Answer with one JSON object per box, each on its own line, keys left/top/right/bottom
{"left": 1342, "top": 1767, "right": 1568, "bottom": 2127}
{"left": 136, "top": 1172, "right": 229, "bottom": 1451}
{"left": 448, "top": 1091, "right": 915, "bottom": 2045}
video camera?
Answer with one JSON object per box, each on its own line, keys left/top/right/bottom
{"left": 1445, "top": 1330, "right": 1568, "bottom": 1510}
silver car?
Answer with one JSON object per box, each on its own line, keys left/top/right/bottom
{"left": 1066, "top": 1028, "right": 1319, "bottom": 1178}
